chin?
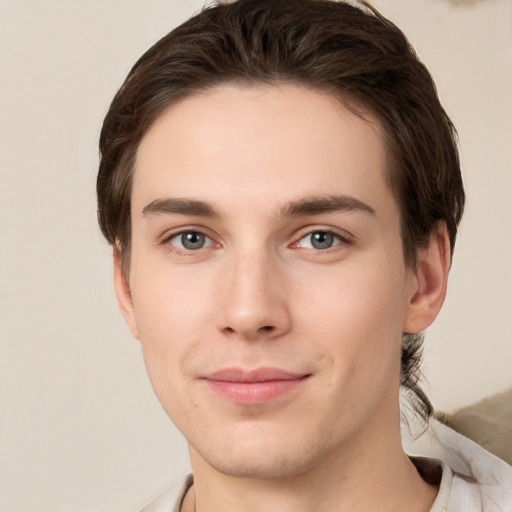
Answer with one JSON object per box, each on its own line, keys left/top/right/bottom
{"left": 199, "top": 450, "right": 315, "bottom": 479}
{"left": 189, "top": 426, "right": 335, "bottom": 480}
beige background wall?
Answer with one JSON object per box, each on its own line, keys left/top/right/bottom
{"left": 1, "top": 1, "right": 510, "bottom": 510}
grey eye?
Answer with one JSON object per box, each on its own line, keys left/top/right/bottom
{"left": 169, "top": 231, "right": 212, "bottom": 250}
{"left": 182, "top": 232, "right": 205, "bottom": 250}
{"left": 298, "top": 231, "right": 341, "bottom": 250}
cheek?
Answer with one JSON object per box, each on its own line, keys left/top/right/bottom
{"left": 130, "top": 243, "right": 214, "bottom": 335}
{"left": 299, "top": 261, "right": 407, "bottom": 377}
{"left": 128, "top": 257, "right": 214, "bottom": 398}
{"left": 302, "top": 260, "right": 406, "bottom": 334}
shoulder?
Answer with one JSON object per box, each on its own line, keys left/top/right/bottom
{"left": 139, "top": 475, "right": 193, "bottom": 512}
{"left": 404, "top": 418, "right": 512, "bottom": 511}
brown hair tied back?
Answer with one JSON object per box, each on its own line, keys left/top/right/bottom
{"left": 97, "top": 0, "right": 465, "bottom": 421}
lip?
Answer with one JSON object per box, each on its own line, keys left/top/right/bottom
{"left": 201, "top": 367, "right": 310, "bottom": 404}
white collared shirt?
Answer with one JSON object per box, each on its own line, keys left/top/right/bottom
{"left": 140, "top": 420, "right": 512, "bottom": 511}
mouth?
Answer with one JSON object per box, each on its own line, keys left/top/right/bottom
{"left": 201, "top": 367, "right": 311, "bottom": 404}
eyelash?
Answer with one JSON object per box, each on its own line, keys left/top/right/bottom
{"left": 293, "top": 230, "right": 349, "bottom": 251}
{"left": 161, "top": 227, "right": 351, "bottom": 255}
{"left": 162, "top": 229, "right": 217, "bottom": 255}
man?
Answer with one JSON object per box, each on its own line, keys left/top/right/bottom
{"left": 96, "top": 0, "right": 511, "bottom": 510}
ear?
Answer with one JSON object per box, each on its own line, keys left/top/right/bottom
{"left": 113, "top": 244, "right": 140, "bottom": 339}
{"left": 403, "top": 224, "right": 451, "bottom": 334}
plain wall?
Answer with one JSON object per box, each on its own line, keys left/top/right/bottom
{"left": 1, "top": 1, "right": 510, "bottom": 510}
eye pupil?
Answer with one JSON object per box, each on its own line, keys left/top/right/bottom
{"left": 311, "top": 232, "right": 334, "bottom": 249}
{"left": 181, "top": 232, "right": 205, "bottom": 250}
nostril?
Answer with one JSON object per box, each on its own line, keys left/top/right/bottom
{"left": 261, "top": 326, "right": 274, "bottom": 331}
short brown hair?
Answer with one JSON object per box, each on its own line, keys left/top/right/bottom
{"left": 97, "top": 0, "right": 465, "bottom": 420}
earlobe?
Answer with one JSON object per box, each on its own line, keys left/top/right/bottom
{"left": 403, "top": 224, "right": 451, "bottom": 335}
{"left": 113, "top": 244, "right": 140, "bottom": 339}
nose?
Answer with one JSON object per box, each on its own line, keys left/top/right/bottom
{"left": 217, "top": 250, "right": 292, "bottom": 341}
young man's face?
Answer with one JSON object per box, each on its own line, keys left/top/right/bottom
{"left": 116, "top": 83, "right": 426, "bottom": 479}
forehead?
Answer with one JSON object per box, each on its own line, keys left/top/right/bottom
{"left": 133, "top": 83, "right": 394, "bottom": 220}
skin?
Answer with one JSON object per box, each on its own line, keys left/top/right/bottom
{"left": 114, "top": 83, "right": 450, "bottom": 512}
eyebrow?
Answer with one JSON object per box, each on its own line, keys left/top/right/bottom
{"left": 279, "top": 195, "right": 376, "bottom": 218}
{"left": 142, "top": 198, "right": 220, "bottom": 217}
{"left": 141, "top": 194, "right": 376, "bottom": 219}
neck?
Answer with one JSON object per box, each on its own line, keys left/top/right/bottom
{"left": 184, "top": 405, "right": 437, "bottom": 512}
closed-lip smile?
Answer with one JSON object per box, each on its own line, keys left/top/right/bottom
{"left": 201, "top": 367, "right": 311, "bottom": 404}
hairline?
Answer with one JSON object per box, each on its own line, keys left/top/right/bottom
{"left": 118, "top": 78, "right": 418, "bottom": 278}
